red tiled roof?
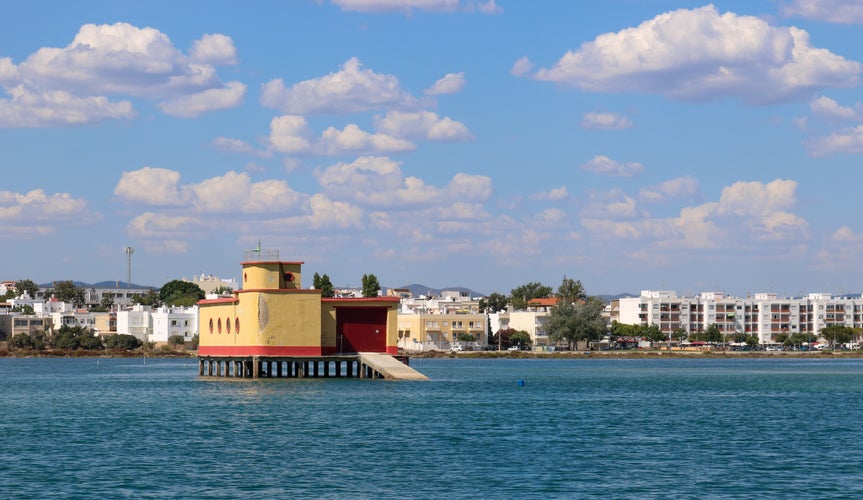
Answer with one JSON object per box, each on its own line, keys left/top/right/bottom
{"left": 527, "top": 297, "right": 559, "bottom": 307}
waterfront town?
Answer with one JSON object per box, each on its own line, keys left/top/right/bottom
{"left": 1, "top": 259, "right": 861, "bottom": 355}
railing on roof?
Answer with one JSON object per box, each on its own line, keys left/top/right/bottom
{"left": 243, "top": 248, "right": 280, "bottom": 261}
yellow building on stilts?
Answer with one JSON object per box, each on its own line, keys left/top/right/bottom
{"left": 197, "top": 248, "right": 427, "bottom": 380}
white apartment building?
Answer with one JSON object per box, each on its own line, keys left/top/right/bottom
{"left": 116, "top": 304, "right": 198, "bottom": 344}
{"left": 116, "top": 305, "right": 153, "bottom": 341}
{"left": 50, "top": 309, "right": 96, "bottom": 332}
{"left": 150, "top": 306, "right": 198, "bottom": 343}
{"left": 616, "top": 290, "right": 863, "bottom": 343}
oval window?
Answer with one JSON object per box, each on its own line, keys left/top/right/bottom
{"left": 284, "top": 272, "right": 294, "bottom": 282}
{"left": 235, "top": 318, "right": 240, "bottom": 334}
{"left": 226, "top": 317, "right": 231, "bottom": 334}
{"left": 209, "top": 318, "right": 214, "bottom": 334}
{"left": 218, "top": 318, "right": 222, "bottom": 334}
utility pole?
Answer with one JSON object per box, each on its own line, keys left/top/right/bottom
{"left": 123, "top": 247, "right": 135, "bottom": 288}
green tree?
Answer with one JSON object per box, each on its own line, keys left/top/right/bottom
{"left": 479, "top": 292, "right": 508, "bottom": 313}
{"left": 159, "top": 280, "right": 205, "bottom": 306}
{"left": 361, "top": 274, "right": 381, "bottom": 298}
{"left": 313, "top": 272, "right": 322, "bottom": 289}
{"left": 704, "top": 323, "right": 723, "bottom": 344}
{"left": 168, "top": 334, "right": 186, "bottom": 347}
{"left": 132, "top": 290, "right": 160, "bottom": 307}
{"left": 52, "top": 325, "right": 102, "bottom": 350}
{"left": 53, "top": 280, "right": 86, "bottom": 307}
{"left": 547, "top": 297, "right": 606, "bottom": 350}
{"left": 100, "top": 292, "right": 115, "bottom": 311}
{"left": 611, "top": 321, "right": 640, "bottom": 337}
{"left": 9, "top": 333, "right": 33, "bottom": 349}
{"left": 213, "top": 286, "right": 233, "bottom": 296}
{"left": 556, "top": 276, "right": 586, "bottom": 304}
{"left": 510, "top": 282, "right": 553, "bottom": 311}
{"left": 642, "top": 324, "right": 666, "bottom": 345}
{"left": 12, "top": 304, "right": 35, "bottom": 315}
{"left": 785, "top": 332, "right": 809, "bottom": 348}
{"left": 457, "top": 333, "right": 476, "bottom": 342}
{"left": 821, "top": 325, "right": 853, "bottom": 348}
{"left": 744, "top": 334, "right": 759, "bottom": 348}
{"left": 672, "top": 327, "right": 689, "bottom": 342}
{"left": 14, "top": 279, "right": 39, "bottom": 298}
{"left": 319, "top": 274, "right": 335, "bottom": 298}
{"left": 509, "top": 330, "right": 532, "bottom": 350}
{"left": 491, "top": 328, "right": 522, "bottom": 350}
{"left": 104, "top": 334, "right": 143, "bottom": 350}
{"left": 190, "top": 334, "right": 199, "bottom": 350}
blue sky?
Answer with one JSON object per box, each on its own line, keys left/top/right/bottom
{"left": 2, "top": 0, "right": 863, "bottom": 297}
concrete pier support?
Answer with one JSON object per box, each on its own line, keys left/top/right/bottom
{"left": 198, "top": 354, "right": 425, "bottom": 380}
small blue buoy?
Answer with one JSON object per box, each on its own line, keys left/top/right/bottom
{"left": 517, "top": 379, "right": 525, "bottom": 387}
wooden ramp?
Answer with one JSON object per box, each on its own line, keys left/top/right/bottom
{"left": 358, "top": 352, "right": 429, "bottom": 380}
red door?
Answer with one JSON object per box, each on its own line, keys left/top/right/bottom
{"left": 337, "top": 307, "right": 388, "bottom": 353}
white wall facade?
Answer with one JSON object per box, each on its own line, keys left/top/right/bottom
{"left": 150, "top": 306, "right": 198, "bottom": 343}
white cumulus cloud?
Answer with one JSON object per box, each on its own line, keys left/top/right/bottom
{"left": 581, "top": 111, "right": 633, "bottom": 130}
{"left": 0, "top": 22, "right": 243, "bottom": 124}
{"left": 530, "top": 186, "right": 568, "bottom": 201}
{"left": 522, "top": 5, "right": 861, "bottom": 104}
{"left": 374, "top": 110, "right": 473, "bottom": 141}
{"left": 810, "top": 95, "right": 863, "bottom": 120}
{"left": 805, "top": 125, "right": 863, "bottom": 156}
{"left": 190, "top": 33, "right": 239, "bottom": 65}
{"left": 158, "top": 81, "right": 246, "bottom": 118}
{"left": 269, "top": 115, "right": 415, "bottom": 155}
{"left": 581, "top": 155, "right": 645, "bottom": 177}
{"left": 260, "top": 57, "right": 419, "bottom": 115}
{"left": 782, "top": 0, "right": 863, "bottom": 25}
{"left": 114, "top": 167, "right": 304, "bottom": 214}
{"left": 640, "top": 176, "right": 699, "bottom": 203}
{"left": 425, "top": 72, "right": 466, "bottom": 95}
{"left": 314, "top": 156, "right": 490, "bottom": 208}
{"left": 0, "top": 85, "right": 135, "bottom": 127}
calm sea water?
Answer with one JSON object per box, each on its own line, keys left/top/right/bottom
{"left": 1, "top": 357, "right": 862, "bottom": 499}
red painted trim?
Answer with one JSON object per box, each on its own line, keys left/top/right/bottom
{"left": 236, "top": 288, "right": 321, "bottom": 295}
{"left": 386, "top": 346, "right": 399, "bottom": 355}
{"left": 240, "top": 260, "right": 304, "bottom": 266}
{"left": 323, "top": 298, "right": 400, "bottom": 303}
{"left": 198, "top": 298, "right": 238, "bottom": 305}
{"left": 198, "top": 345, "right": 322, "bottom": 356}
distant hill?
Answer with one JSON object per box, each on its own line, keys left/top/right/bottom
{"left": 393, "top": 284, "right": 486, "bottom": 298}
{"left": 597, "top": 293, "right": 638, "bottom": 302}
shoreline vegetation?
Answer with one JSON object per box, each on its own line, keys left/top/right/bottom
{"left": 2, "top": 347, "right": 863, "bottom": 359}
{"left": 0, "top": 347, "right": 195, "bottom": 358}
{"left": 418, "top": 349, "right": 863, "bottom": 359}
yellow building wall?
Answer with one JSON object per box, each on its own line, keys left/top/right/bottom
{"left": 198, "top": 290, "right": 323, "bottom": 356}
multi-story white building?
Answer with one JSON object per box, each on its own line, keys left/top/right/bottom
{"left": 150, "top": 306, "right": 198, "bottom": 343}
{"left": 116, "top": 305, "right": 154, "bottom": 341}
{"left": 116, "top": 304, "right": 198, "bottom": 344}
{"left": 616, "top": 290, "right": 863, "bottom": 343}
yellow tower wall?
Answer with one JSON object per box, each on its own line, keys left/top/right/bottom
{"left": 241, "top": 261, "right": 303, "bottom": 290}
